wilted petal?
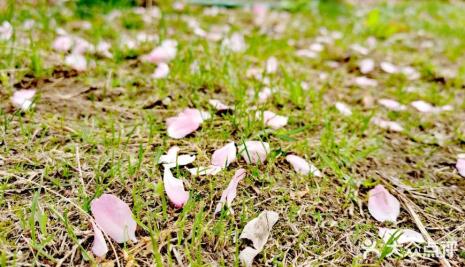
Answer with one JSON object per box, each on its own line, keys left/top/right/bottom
{"left": 11, "top": 89, "right": 36, "bottom": 111}
{"left": 163, "top": 168, "right": 189, "bottom": 208}
{"left": 212, "top": 142, "right": 236, "bottom": 167}
{"left": 240, "top": 210, "right": 279, "bottom": 250}
{"left": 152, "top": 63, "right": 170, "bottom": 79}
{"left": 286, "top": 155, "right": 322, "bottom": 177}
{"left": 265, "top": 57, "right": 278, "bottom": 74}
{"left": 354, "top": 76, "right": 378, "bottom": 87}
{"left": 258, "top": 111, "right": 288, "bottom": 129}
{"left": 378, "top": 228, "right": 425, "bottom": 244}
{"left": 380, "top": 61, "right": 398, "bottom": 74}
{"left": 65, "top": 53, "right": 87, "bottom": 71}
{"left": 91, "top": 222, "right": 108, "bottom": 258}
{"left": 238, "top": 141, "right": 270, "bottom": 164}
{"left": 187, "top": 165, "right": 222, "bottom": 176}
{"left": 368, "top": 185, "right": 400, "bottom": 222}
{"left": 53, "top": 35, "right": 73, "bottom": 52}
{"left": 457, "top": 154, "right": 465, "bottom": 177}
{"left": 378, "top": 99, "right": 406, "bottom": 111}
{"left": 372, "top": 118, "right": 404, "bottom": 132}
{"left": 215, "top": 168, "right": 246, "bottom": 214}
{"left": 90, "top": 194, "right": 137, "bottom": 243}
{"left": 359, "top": 58, "right": 375, "bottom": 74}
{"left": 335, "top": 102, "right": 352, "bottom": 116}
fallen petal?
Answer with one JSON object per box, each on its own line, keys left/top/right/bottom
{"left": 166, "top": 109, "right": 204, "bottom": 139}
{"left": 359, "top": 58, "right": 375, "bottom": 74}
{"left": 11, "top": 89, "right": 36, "bottom": 111}
{"left": 371, "top": 118, "right": 404, "bottom": 132}
{"left": 65, "top": 53, "right": 87, "bottom": 71}
{"left": 209, "top": 99, "right": 232, "bottom": 111}
{"left": 163, "top": 168, "right": 189, "bottom": 208}
{"left": 378, "top": 228, "right": 425, "bottom": 244}
{"left": 380, "top": 61, "right": 398, "bottom": 74}
{"left": 354, "top": 76, "right": 378, "bottom": 87}
{"left": 265, "top": 56, "right": 278, "bottom": 74}
{"left": 141, "top": 41, "right": 177, "bottom": 64}
{"left": 215, "top": 168, "right": 246, "bottom": 214}
{"left": 335, "top": 102, "right": 352, "bottom": 116}
{"left": 211, "top": 142, "right": 236, "bottom": 167}
{"left": 285, "top": 155, "right": 322, "bottom": 177}
{"left": 187, "top": 165, "right": 222, "bottom": 176}
{"left": 258, "top": 111, "right": 288, "bottom": 130}
{"left": 378, "top": 98, "right": 406, "bottom": 111}
{"left": 152, "top": 63, "right": 170, "bottom": 79}
{"left": 238, "top": 141, "right": 270, "bottom": 164}
{"left": 240, "top": 210, "right": 279, "bottom": 250}
{"left": 53, "top": 35, "right": 73, "bottom": 52}
{"left": 368, "top": 185, "right": 400, "bottom": 223}
{"left": 91, "top": 222, "right": 109, "bottom": 258}
{"left": 457, "top": 154, "right": 465, "bottom": 177}
{"left": 239, "top": 247, "right": 260, "bottom": 267}
{"left": 90, "top": 194, "right": 137, "bottom": 243}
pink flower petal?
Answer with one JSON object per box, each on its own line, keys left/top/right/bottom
{"left": 258, "top": 111, "right": 288, "bottom": 130}
{"left": 91, "top": 222, "right": 108, "bottom": 258}
{"left": 65, "top": 53, "right": 87, "bottom": 71}
{"left": 411, "top": 100, "right": 434, "bottom": 113}
{"left": 209, "top": 99, "right": 232, "bottom": 111}
{"left": 215, "top": 168, "right": 246, "bottom": 214}
{"left": 285, "top": 155, "right": 322, "bottom": 177}
{"left": 141, "top": 41, "right": 177, "bottom": 64}
{"left": 258, "top": 87, "right": 272, "bottom": 103}
{"left": 354, "top": 76, "right": 378, "bottom": 87}
{"left": 152, "top": 63, "right": 170, "bottom": 79}
{"left": 378, "top": 228, "right": 425, "bottom": 244}
{"left": 265, "top": 57, "right": 278, "bottom": 74}
{"left": 52, "top": 35, "right": 73, "bottom": 52}
{"left": 239, "top": 141, "right": 270, "bottom": 164}
{"left": 457, "top": 154, "right": 465, "bottom": 177}
{"left": 378, "top": 99, "right": 406, "bottom": 111}
{"left": 371, "top": 118, "right": 404, "bottom": 132}
{"left": 166, "top": 108, "right": 205, "bottom": 139}
{"left": 222, "top": 33, "right": 246, "bottom": 52}
{"left": 212, "top": 142, "right": 237, "bottom": 167}
{"left": 380, "top": 61, "right": 398, "bottom": 74}
{"left": 0, "top": 21, "right": 13, "bottom": 41}
{"left": 368, "top": 185, "right": 400, "bottom": 222}
{"left": 359, "top": 58, "right": 375, "bottom": 74}
{"left": 163, "top": 168, "right": 189, "bottom": 208}
{"left": 296, "top": 49, "right": 318, "bottom": 59}
{"left": 11, "top": 89, "right": 36, "bottom": 111}
{"left": 90, "top": 194, "right": 137, "bottom": 243}
{"left": 335, "top": 102, "right": 352, "bottom": 116}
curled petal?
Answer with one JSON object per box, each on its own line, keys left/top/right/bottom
{"left": 90, "top": 194, "right": 137, "bottom": 243}
{"left": 163, "top": 168, "right": 189, "bottom": 208}
{"left": 215, "top": 168, "right": 246, "bottom": 214}
{"left": 368, "top": 185, "right": 400, "bottom": 223}
{"left": 285, "top": 155, "right": 322, "bottom": 177}
{"left": 212, "top": 142, "right": 237, "bottom": 167}
{"left": 238, "top": 141, "right": 270, "bottom": 164}
{"left": 91, "top": 222, "right": 108, "bottom": 257}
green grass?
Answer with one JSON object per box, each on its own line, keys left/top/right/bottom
{"left": 1, "top": 0, "right": 465, "bottom": 266}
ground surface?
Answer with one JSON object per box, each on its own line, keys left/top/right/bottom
{"left": 1, "top": 0, "right": 465, "bottom": 266}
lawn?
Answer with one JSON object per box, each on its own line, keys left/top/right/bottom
{"left": 1, "top": 0, "right": 465, "bottom": 266}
